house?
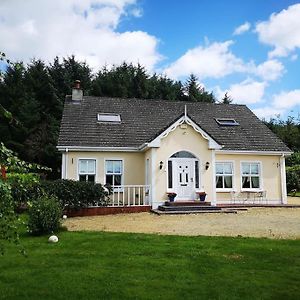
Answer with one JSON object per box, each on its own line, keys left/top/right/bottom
{"left": 57, "top": 83, "right": 292, "bottom": 209}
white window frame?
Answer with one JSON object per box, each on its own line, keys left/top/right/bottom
{"left": 104, "top": 159, "right": 124, "bottom": 191}
{"left": 240, "top": 161, "right": 262, "bottom": 191}
{"left": 77, "top": 158, "right": 97, "bottom": 183}
{"left": 215, "top": 161, "right": 234, "bottom": 192}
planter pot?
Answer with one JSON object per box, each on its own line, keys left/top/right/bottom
{"left": 197, "top": 192, "right": 207, "bottom": 201}
{"left": 199, "top": 194, "right": 206, "bottom": 201}
{"left": 168, "top": 196, "right": 176, "bottom": 202}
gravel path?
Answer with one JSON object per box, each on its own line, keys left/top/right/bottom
{"left": 65, "top": 201, "right": 300, "bottom": 239}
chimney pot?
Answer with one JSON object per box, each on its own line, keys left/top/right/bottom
{"left": 74, "top": 80, "right": 81, "bottom": 89}
{"left": 72, "top": 80, "right": 83, "bottom": 101}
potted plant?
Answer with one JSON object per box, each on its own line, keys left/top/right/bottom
{"left": 196, "top": 191, "right": 206, "bottom": 201}
{"left": 167, "top": 192, "right": 177, "bottom": 202}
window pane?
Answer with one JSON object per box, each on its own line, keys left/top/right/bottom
{"left": 87, "top": 175, "right": 95, "bottom": 183}
{"left": 114, "top": 175, "right": 122, "bottom": 186}
{"left": 242, "top": 176, "right": 251, "bottom": 188}
{"left": 87, "top": 160, "right": 95, "bottom": 173}
{"left": 106, "top": 175, "right": 113, "bottom": 185}
{"left": 79, "top": 160, "right": 87, "bottom": 173}
{"left": 216, "top": 163, "right": 223, "bottom": 174}
{"left": 79, "top": 175, "right": 86, "bottom": 182}
{"left": 168, "top": 161, "right": 173, "bottom": 188}
{"left": 251, "top": 176, "right": 260, "bottom": 188}
{"left": 113, "top": 161, "right": 122, "bottom": 174}
{"left": 251, "top": 163, "right": 259, "bottom": 175}
{"left": 195, "top": 161, "right": 199, "bottom": 188}
{"left": 216, "top": 176, "right": 223, "bottom": 188}
{"left": 242, "top": 163, "right": 250, "bottom": 174}
{"left": 223, "top": 163, "right": 232, "bottom": 174}
{"left": 106, "top": 161, "right": 114, "bottom": 173}
{"left": 224, "top": 176, "right": 232, "bottom": 188}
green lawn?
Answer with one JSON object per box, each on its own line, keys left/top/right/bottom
{"left": 289, "top": 191, "right": 300, "bottom": 197}
{"left": 1, "top": 231, "right": 300, "bottom": 300}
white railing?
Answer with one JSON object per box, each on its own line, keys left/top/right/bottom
{"left": 108, "top": 185, "right": 151, "bottom": 207}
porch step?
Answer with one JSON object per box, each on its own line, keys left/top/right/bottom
{"left": 151, "top": 209, "right": 237, "bottom": 215}
{"left": 164, "top": 201, "right": 211, "bottom": 206}
{"left": 158, "top": 205, "right": 221, "bottom": 212}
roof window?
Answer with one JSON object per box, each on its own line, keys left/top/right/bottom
{"left": 97, "top": 113, "right": 121, "bottom": 123}
{"left": 215, "top": 118, "right": 239, "bottom": 126}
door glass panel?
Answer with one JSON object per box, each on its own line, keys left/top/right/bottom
{"left": 179, "top": 173, "right": 182, "bottom": 183}
{"left": 186, "top": 173, "right": 188, "bottom": 182}
{"left": 168, "top": 161, "right": 173, "bottom": 188}
{"left": 195, "top": 161, "right": 199, "bottom": 188}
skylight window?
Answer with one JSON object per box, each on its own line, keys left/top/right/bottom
{"left": 215, "top": 118, "right": 239, "bottom": 126}
{"left": 97, "top": 113, "right": 121, "bottom": 123}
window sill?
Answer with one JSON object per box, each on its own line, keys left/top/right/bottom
{"left": 216, "top": 188, "right": 234, "bottom": 193}
{"left": 241, "top": 189, "right": 262, "bottom": 192}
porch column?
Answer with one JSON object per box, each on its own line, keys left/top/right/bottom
{"left": 150, "top": 148, "right": 157, "bottom": 208}
{"left": 211, "top": 149, "right": 217, "bottom": 206}
{"left": 61, "top": 150, "right": 68, "bottom": 179}
{"left": 280, "top": 154, "right": 287, "bottom": 204}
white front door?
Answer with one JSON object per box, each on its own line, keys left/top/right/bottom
{"left": 173, "top": 158, "right": 195, "bottom": 200}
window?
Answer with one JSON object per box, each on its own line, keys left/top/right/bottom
{"left": 215, "top": 118, "right": 239, "bottom": 126}
{"left": 105, "top": 160, "right": 123, "bottom": 187}
{"left": 78, "top": 159, "right": 96, "bottom": 183}
{"left": 241, "top": 162, "right": 260, "bottom": 189}
{"left": 97, "top": 113, "right": 121, "bottom": 123}
{"left": 216, "top": 162, "right": 233, "bottom": 189}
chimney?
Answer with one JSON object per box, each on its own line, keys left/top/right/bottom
{"left": 72, "top": 80, "right": 83, "bottom": 101}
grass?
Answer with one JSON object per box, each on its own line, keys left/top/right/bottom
{"left": 289, "top": 191, "right": 300, "bottom": 197}
{"left": 1, "top": 230, "right": 300, "bottom": 300}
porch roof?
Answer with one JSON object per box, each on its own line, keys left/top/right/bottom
{"left": 58, "top": 96, "right": 291, "bottom": 153}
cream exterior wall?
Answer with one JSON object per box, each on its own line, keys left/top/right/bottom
{"left": 65, "top": 151, "right": 145, "bottom": 185}
{"left": 63, "top": 128, "right": 285, "bottom": 207}
{"left": 152, "top": 124, "right": 213, "bottom": 208}
{"left": 215, "top": 154, "right": 282, "bottom": 202}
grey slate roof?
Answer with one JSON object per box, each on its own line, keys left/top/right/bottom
{"left": 58, "top": 96, "right": 291, "bottom": 152}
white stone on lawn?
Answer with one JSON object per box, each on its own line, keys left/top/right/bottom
{"left": 48, "top": 235, "right": 59, "bottom": 243}
{"left": 62, "top": 215, "right": 67, "bottom": 219}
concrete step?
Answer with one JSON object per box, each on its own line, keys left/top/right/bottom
{"left": 158, "top": 205, "right": 221, "bottom": 212}
{"left": 165, "top": 201, "right": 211, "bottom": 206}
{"left": 151, "top": 209, "right": 238, "bottom": 215}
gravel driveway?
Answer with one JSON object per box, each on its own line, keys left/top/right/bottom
{"left": 65, "top": 198, "right": 300, "bottom": 239}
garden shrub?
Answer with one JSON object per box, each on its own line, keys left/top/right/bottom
{"left": 40, "top": 180, "right": 110, "bottom": 210}
{"left": 286, "top": 165, "right": 300, "bottom": 192}
{"left": 28, "top": 195, "right": 62, "bottom": 235}
{"left": 7, "top": 173, "right": 42, "bottom": 209}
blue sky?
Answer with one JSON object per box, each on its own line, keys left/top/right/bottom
{"left": 1, "top": 0, "right": 300, "bottom": 119}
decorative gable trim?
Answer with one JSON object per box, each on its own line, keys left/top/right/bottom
{"left": 145, "top": 115, "right": 222, "bottom": 150}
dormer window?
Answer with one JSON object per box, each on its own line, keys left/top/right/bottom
{"left": 215, "top": 118, "right": 239, "bottom": 126}
{"left": 97, "top": 113, "right": 121, "bottom": 123}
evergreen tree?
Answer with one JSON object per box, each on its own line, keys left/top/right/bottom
{"left": 184, "top": 74, "right": 215, "bottom": 103}
{"left": 221, "top": 92, "right": 233, "bottom": 104}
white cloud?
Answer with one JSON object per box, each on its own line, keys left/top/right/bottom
{"left": 233, "top": 22, "right": 251, "bottom": 35}
{"left": 255, "top": 3, "right": 300, "bottom": 58}
{"left": 164, "top": 40, "right": 250, "bottom": 80}
{"left": 226, "top": 79, "right": 267, "bottom": 104}
{"left": 252, "top": 107, "right": 282, "bottom": 119}
{"left": 273, "top": 89, "right": 300, "bottom": 109}
{"left": 255, "top": 59, "right": 284, "bottom": 81}
{"left": 0, "top": 0, "right": 161, "bottom": 71}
